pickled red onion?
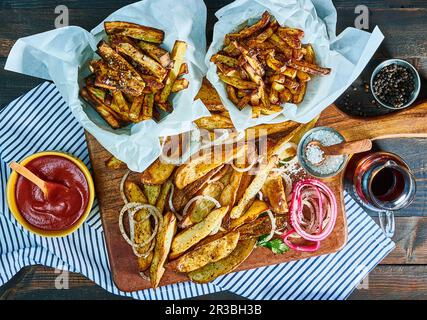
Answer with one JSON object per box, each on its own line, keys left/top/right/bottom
{"left": 282, "top": 179, "right": 337, "bottom": 250}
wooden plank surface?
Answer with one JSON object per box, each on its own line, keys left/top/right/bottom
{"left": 1, "top": 0, "right": 427, "bottom": 300}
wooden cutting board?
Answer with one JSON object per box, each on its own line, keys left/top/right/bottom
{"left": 85, "top": 101, "right": 427, "bottom": 292}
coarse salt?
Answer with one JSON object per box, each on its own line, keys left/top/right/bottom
{"left": 306, "top": 144, "right": 324, "bottom": 165}
{"left": 303, "top": 129, "right": 345, "bottom": 175}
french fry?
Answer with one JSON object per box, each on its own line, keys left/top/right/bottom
{"left": 129, "top": 95, "right": 144, "bottom": 121}
{"left": 237, "top": 93, "right": 252, "bottom": 109}
{"left": 105, "top": 156, "right": 126, "bottom": 170}
{"left": 226, "top": 85, "right": 240, "bottom": 106}
{"left": 211, "top": 54, "right": 239, "bottom": 67}
{"left": 95, "top": 104, "right": 122, "bottom": 129}
{"left": 279, "top": 88, "right": 292, "bottom": 103}
{"left": 138, "top": 41, "right": 171, "bottom": 67}
{"left": 104, "top": 21, "right": 164, "bottom": 44}
{"left": 292, "top": 81, "right": 307, "bottom": 104}
{"left": 227, "top": 11, "right": 270, "bottom": 39}
{"left": 297, "top": 70, "right": 311, "bottom": 82}
{"left": 288, "top": 59, "right": 331, "bottom": 75}
{"left": 304, "top": 44, "right": 316, "bottom": 63}
{"left": 259, "top": 104, "right": 282, "bottom": 115}
{"left": 218, "top": 73, "right": 258, "bottom": 90}
{"left": 158, "top": 41, "right": 187, "bottom": 104}
{"left": 96, "top": 41, "right": 145, "bottom": 94}
{"left": 115, "top": 42, "right": 167, "bottom": 81}
{"left": 140, "top": 93, "right": 154, "bottom": 120}
{"left": 171, "top": 78, "right": 189, "bottom": 93}
{"left": 269, "top": 34, "right": 293, "bottom": 57}
{"left": 178, "top": 63, "right": 189, "bottom": 76}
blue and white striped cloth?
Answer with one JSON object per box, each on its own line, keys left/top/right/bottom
{"left": 0, "top": 82, "right": 395, "bottom": 300}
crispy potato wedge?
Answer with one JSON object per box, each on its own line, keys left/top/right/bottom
{"left": 105, "top": 156, "right": 126, "bottom": 170}
{"left": 155, "top": 180, "right": 173, "bottom": 214}
{"left": 140, "top": 158, "right": 175, "bottom": 185}
{"left": 188, "top": 238, "right": 256, "bottom": 284}
{"left": 220, "top": 170, "right": 243, "bottom": 207}
{"left": 230, "top": 200, "right": 269, "bottom": 229}
{"left": 172, "top": 166, "right": 224, "bottom": 211}
{"left": 170, "top": 206, "right": 229, "bottom": 259}
{"left": 124, "top": 181, "right": 154, "bottom": 272}
{"left": 158, "top": 41, "right": 187, "bottom": 104}
{"left": 143, "top": 184, "right": 161, "bottom": 205}
{"left": 195, "top": 78, "right": 226, "bottom": 112}
{"left": 238, "top": 215, "right": 287, "bottom": 240}
{"left": 230, "top": 156, "right": 279, "bottom": 219}
{"left": 262, "top": 174, "right": 288, "bottom": 214}
{"left": 125, "top": 181, "right": 148, "bottom": 204}
{"left": 149, "top": 211, "right": 177, "bottom": 288}
{"left": 172, "top": 231, "right": 240, "bottom": 273}
{"left": 138, "top": 41, "right": 171, "bottom": 67}
{"left": 194, "top": 114, "right": 234, "bottom": 130}
{"left": 174, "top": 144, "right": 246, "bottom": 189}
{"left": 104, "top": 21, "right": 164, "bottom": 44}
{"left": 180, "top": 181, "right": 224, "bottom": 228}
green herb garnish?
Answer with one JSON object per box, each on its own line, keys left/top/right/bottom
{"left": 257, "top": 235, "right": 289, "bottom": 254}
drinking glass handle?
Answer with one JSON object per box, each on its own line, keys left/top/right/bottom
{"left": 378, "top": 210, "right": 395, "bottom": 238}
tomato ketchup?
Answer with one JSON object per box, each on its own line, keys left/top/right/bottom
{"left": 15, "top": 155, "right": 90, "bottom": 231}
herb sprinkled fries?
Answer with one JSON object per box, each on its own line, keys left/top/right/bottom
{"left": 80, "top": 21, "right": 189, "bottom": 129}
{"left": 211, "top": 11, "right": 331, "bottom": 117}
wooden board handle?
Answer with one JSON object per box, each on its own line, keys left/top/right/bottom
{"left": 318, "top": 102, "right": 427, "bottom": 140}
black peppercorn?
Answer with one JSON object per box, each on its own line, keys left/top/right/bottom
{"left": 373, "top": 63, "right": 415, "bottom": 108}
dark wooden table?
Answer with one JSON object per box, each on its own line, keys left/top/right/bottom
{"left": 1, "top": 0, "right": 427, "bottom": 300}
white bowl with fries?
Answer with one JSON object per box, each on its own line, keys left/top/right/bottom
{"left": 205, "top": 0, "right": 384, "bottom": 132}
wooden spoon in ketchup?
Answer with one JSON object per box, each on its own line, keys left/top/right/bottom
{"left": 10, "top": 161, "right": 69, "bottom": 201}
